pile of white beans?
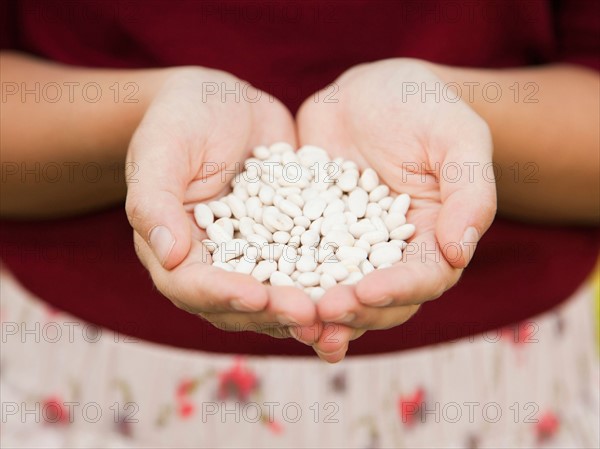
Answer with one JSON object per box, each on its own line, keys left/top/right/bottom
{"left": 193, "top": 143, "right": 415, "bottom": 301}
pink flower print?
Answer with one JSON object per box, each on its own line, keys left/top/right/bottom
{"left": 178, "top": 401, "right": 195, "bottom": 419}
{"left": 398, "top": 387, "right": 425, "bottom": 427}
{"left": 218, "top": 357, "right": 258, "bottom": 402}
{"left": 536, "top": 411, "right": 559, "bottom": 442}
{"left": 502, "top": 321, "right": 536, "bottom": 345}
{"left": 266, "top": 418, "right": 283, "bottom": 434}
{"left": 116, "top": 415, "right": 133, "bottom": 437}
{"left": 42, "top": 396, "right": 70, "bottom": 425}
{"left": 176, "top": 378, "right": 198, "bottom": 398}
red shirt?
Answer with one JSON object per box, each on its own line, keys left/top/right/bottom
{"left": 1, "top": 0, "right": 599, "bottom": 355}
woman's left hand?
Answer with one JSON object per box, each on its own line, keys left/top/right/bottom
{"left": 295, "top": 59, "right": 497, "bottom": 362}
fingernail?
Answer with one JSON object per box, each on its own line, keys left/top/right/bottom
{"left": 315, "top": 345, "right": 348, "bottom": 363}
{"left": 276, "top": 314, "right": 297, "bottom": 326}
{"left": 363, "top": 296, "right": 393, "bottom": 307}
{"left": 329, "top": 312, "right": 356, "bottom": 324}
{"left": 289, "top": 326, "right": 310, "bottom": 345}
{"left": 231, "top": 298, "right": 256, "bottom": 312}
{"left": 149, "top": 226, "right": 175, "bottom": 266}
{"left": 460, "top": 226, "right": 480, "bottom": 266}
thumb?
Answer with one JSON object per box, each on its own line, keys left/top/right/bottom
{"left": 125, "top": 136, "right": 191, "bottom": 270}
{"left": 435, "top": 133, "right": 497, "bottom": 269}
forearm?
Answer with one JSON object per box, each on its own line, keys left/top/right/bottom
{"left": 430, "top": 63, "right": 599, "bottom": 225}
{"left": 0, "top": 51, "right": 171, "bottom": 218}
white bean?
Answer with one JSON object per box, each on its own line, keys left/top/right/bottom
{"left": 193, "top": 143, "right": 417, "bottom": 299}
{"left": 258, "top": 185, "right": 275, "bottom": 205}
{"left": 337, "top": 169, "right": 359, "bottom": 192}
{"left": 252, "top": 145, "right": 270, "bottom": 160}
{"left": 378, "top": 196, "right": 394, "bottom": 211}
{"left": 389, "top": 193, "right": 411, "bottom": 215}
{"left": 348, "top": 188, "right": 369, "bottom": 218}
{"left": 320, "top": 273, "right": 337, "bottom": 289}
{"left": 194, "top": 203, "right": 214, "bottom": 228}
{"left": 300, "top": 230, "right": 320, "bottom": 247}
{"left": 322, "top": 230, "right": 355, "bottom": 248}
{"left": 293, "top": 215, "right": 311, "bottom": 229}
{"left": 296, "top": 254, "right": 317, "bottom": 272}
{"left": 359, "top": 259, "right": 375, "bottom": 275}
{"left": 247, "top": 180, "right": 261, "bottom": 197}
{"left": 341, "top": 271, "right": 363, "bottom": 285}
{"left": 214, "top": 239, "right": 248, "bottom": 262}
{"left": 263, "top": 208, "right": 294, "bottom": 232}
{"left": 349, "top": 219, "right": 376, "bottom": 239}
{"left": 273, "top": 231, "right": 291, "bottom": 244}
{"left": 336, "top": 246, "right": 368, "bottom": 265}
{"left": 297, "top": 272, "right": 320, "bottom": 287}
{"left": 214, "top": 217, "right": 234, "bottom": 236}
{"left": 323, "top": 199, "right": 345, "bottom": 217}
{"left": 252, "top": 223, "right": 273, "bottom": 241}
{"left": 270, "top": 271, "right": 295, "bottom": 286}
{"left": 206, "top": 223, "right": 232, "bottom": 245}
{"left": 291, "top": 225, "right": 305, "bottom": 237}
{"left": 389, "top": 223, "right": 416, "bottom": 241}
{"left": 308, "top": 287, "right": 326, "bottom": 301}
{"left": 208, "top": 201, "right": 231, "bottom": 219}
{"left": 239, "top": 217, "right": 255, "bottom": 237}
{"left": 278, "top": 199, "right": 302, "bottom": 218}
{"left": 384, "top": 213, "right": 407, "bottom": 232}
{"left": 303, "top": 197, "right": 327, "bottom": 220}
{"left": 369, "top": 185, "right": 389, "bottom": 202}
{"left": 359, "top": 168, "right": 379, "bottom": 192}
{"left": 361, "top": 229, "right": 389, "bottom": 245}
{"left": 321, "top": 262, "right": 350, "bottom": 281}
{"left": 243, "top": 197, "right": 260, "bottom": 217}
{"left": 235, "top": 258, "right": 256, "bottom": 274}
{"left": 252, "top": 260, "right": 277, "bottom": 282}
{"left": 369, "top": 244, "right": 402, "bottom": 268}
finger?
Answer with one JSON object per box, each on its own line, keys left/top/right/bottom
{"left": 295, "top": 92, "right": 360, "bottom": 161}
{"left": 126, "top": 124, "right": 192, "bottom": 270}
{"left": 289, "top": 323, "right": 323, "bottom": 346}
{"left": 317, "top": 285, "right": 421, "bottom": 329}
{"left": 248, "top": 91, "right": 298, "bottom": 147}
{"left": 435, "top": 120, "right": 497, "bottom": 268}
{"left": 199, "top": 313, "right": 293, "bottom": 339}
{"left": 316, "top": 285, "right": 359, "bottom": 325}
{"left": 312, "top": 324, "right": 364, "bottom": 363}
{"left": 199, "top": 286, "right": 320, "bottom": 344}
{"left": 355, "top": 231, "right": 461, "bottom": 307}
{"left": 136, "top": 231, "right": 269, "bottom": 313}
{"left": 267, "top": 286, "right": 318, "bottom": 327}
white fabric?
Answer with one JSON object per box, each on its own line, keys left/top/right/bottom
{"left": 1, "top": 269, "right": 598, "bottom": 448}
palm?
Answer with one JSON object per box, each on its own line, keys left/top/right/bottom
{"left": 296, "top": 59, "right": 496, "bottom": 361}
{"left": 126, "top": 68, "right": 319, "bottom": 341}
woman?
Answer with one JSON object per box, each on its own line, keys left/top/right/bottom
{"left": 1, "top": 0, "right": 598, "bottom": 447}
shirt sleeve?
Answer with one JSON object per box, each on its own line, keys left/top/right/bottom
{"left": 553, "top": 0, "right": 600, "bottom": 70}
{"left": 0, "top": 0, "right": 17, "bottom": 49}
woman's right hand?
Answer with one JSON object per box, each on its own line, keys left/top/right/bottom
{"left": 125, "top": 68, "right": 318, "bottom": 343}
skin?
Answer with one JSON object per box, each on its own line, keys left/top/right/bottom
{"left": 2, "top": 52, "right": 598, "bottom": 362}
{"left": 296, "top": 60, "right": 496, "bottom": 361}
{"left": 0, "top": 51, "right": 169, "bottom": 217}
{"left": 124, "top": 68, "right": 319, "bottom": 343}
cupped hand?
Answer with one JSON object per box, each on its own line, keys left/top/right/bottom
{"left": 125, "top": 68, "right": 318, "bottom": 343}
{"left": 296, "top": 59, "right": 497, "bottom": 361}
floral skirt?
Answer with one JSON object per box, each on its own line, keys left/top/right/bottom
{"left": 1, "top": 268, "right": 598, "bottom": 449}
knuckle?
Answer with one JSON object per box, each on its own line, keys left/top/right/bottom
{"left": 125, "top": 193, "right": 148, "bottom": 237}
